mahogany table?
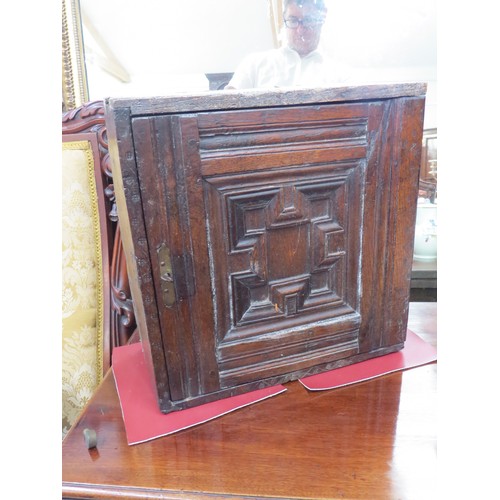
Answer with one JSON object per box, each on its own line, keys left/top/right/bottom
{"left": 62, "top": 302, "right": 437, "bottom": 500}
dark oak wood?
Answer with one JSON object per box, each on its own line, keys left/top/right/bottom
{"left": 107, "top": 82, "right": 426, "bottom": 114}
{"left": 62, "top": 302, "right": 437, "bottom": 500}
{"left": 62, "top": 101, "right": 137, "bottom": 373}
{"left": 106, "top": 84, "right": 426, "bottom": 413}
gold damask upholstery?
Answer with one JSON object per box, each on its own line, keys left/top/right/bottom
{"left": 62, "top": 101, "right": 136, "bottom": 438}
{"left": 62, "top": 141, "right": 104, "bottom": 437}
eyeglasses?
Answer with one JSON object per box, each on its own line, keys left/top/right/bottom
{"left": 284, "top": 16, "right": 325, "bottom": 29}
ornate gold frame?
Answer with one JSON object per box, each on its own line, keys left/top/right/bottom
{"left": 62, "top": 0, "right": 89, "bottom": 111}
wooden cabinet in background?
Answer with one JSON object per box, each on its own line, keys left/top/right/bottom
{"left": 106, "top": 83, "right": 426, "bottom": 413}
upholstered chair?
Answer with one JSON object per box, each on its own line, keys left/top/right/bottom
{"left": 62, "top": 101, "right": 136, "bottom": 437}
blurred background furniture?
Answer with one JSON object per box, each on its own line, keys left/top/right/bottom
{"left": 410, "top": 259, "right": 437, "bottom": 301}
{"left": 62, "top": 100, "right": 136, "bottom": 437}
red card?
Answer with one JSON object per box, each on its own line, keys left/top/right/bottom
{"left": 112, "top": 342, "right": 287, "bottom": 445}
{"left": 299, "top": 329, "right": 437, "bottom": 391}
{"left": 113, "top": 330, "right": 435, "bottom": 444}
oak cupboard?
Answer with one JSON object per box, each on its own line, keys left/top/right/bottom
{"left": 105, "top": 83, "right": 426, "bottom": 413}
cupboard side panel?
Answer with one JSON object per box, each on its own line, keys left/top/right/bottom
{"left": 382, "top": 97, "right": 426, "bottom": 346}
{"left": 358, "top": 97, "right": 425, "bottom": 353}
{"left": 105, "top": 106, "right": 172, "bottom": 409}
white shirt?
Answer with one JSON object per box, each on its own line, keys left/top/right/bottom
{"left": 227, "top": 46, "right": 350, "bottom": 90}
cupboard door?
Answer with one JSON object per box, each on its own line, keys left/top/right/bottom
{"left": 131, "top": 98, "right": 420, "bottom": 406}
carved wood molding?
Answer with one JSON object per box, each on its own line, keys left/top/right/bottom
{"left": 111, "top": 225, "right": 136, "bottom": 347}
{"left": 62, "top": 99, "right": 104, "bottom": 130}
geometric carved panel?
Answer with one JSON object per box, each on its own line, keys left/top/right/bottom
{"left": 213, "top": 170, "right": 355, "bottom": 333}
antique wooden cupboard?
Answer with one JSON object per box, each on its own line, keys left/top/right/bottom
{"left": 105, "top": 83, "right": 426, "bottom": 413}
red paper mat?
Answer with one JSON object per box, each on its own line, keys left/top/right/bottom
{"left": 112, "top": 342, "right": 287, "bottom": 445}
{"left": 299, "top": 329, "right": 437, "bottom": 391}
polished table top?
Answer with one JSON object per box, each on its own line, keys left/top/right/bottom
{"left": 62, "top": 302, "right": 437, "bottom": 500}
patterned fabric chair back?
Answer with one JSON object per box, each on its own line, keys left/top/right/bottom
{"left": 62, "top": 101, "right": 136, "bottom": 437}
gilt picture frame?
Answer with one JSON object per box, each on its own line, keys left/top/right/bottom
{"left": 62, "top": 0, "right": 89, "bottom": 111}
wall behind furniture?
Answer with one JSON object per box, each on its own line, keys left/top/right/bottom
{"left": 81, "top": 0, "right": 436, "bottom": 128}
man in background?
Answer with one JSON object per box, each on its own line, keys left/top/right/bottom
{"left": 226, "top": 0, "right": 349, "bottom": 89}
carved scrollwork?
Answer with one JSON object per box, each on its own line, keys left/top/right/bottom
{"left": 62, "top": 100, "right": 117, "bottom": 223}
{"left": 111, "top": 225, "right": 136, "bottom": 347}
{"left": 62, "top": 100, "right": 105, "bottom": 131}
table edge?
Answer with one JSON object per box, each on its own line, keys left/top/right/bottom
{"left": 62, "top": 481, "right": 301, "bottom": 500}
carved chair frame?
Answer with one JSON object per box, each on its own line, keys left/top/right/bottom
{"left": 62, "top": 100, "right": 136, "bottom": 375}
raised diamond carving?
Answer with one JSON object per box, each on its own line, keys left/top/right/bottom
{"left": 224, "top": 175, "right": 351, "bottom": 328}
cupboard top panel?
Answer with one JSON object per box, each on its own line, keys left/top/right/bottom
{"left": 105, "top": 82, "right": 426, "bottom": 116}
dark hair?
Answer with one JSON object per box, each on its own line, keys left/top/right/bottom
{"left": 284, "top": 0, "right": 327, "bottom": 12}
